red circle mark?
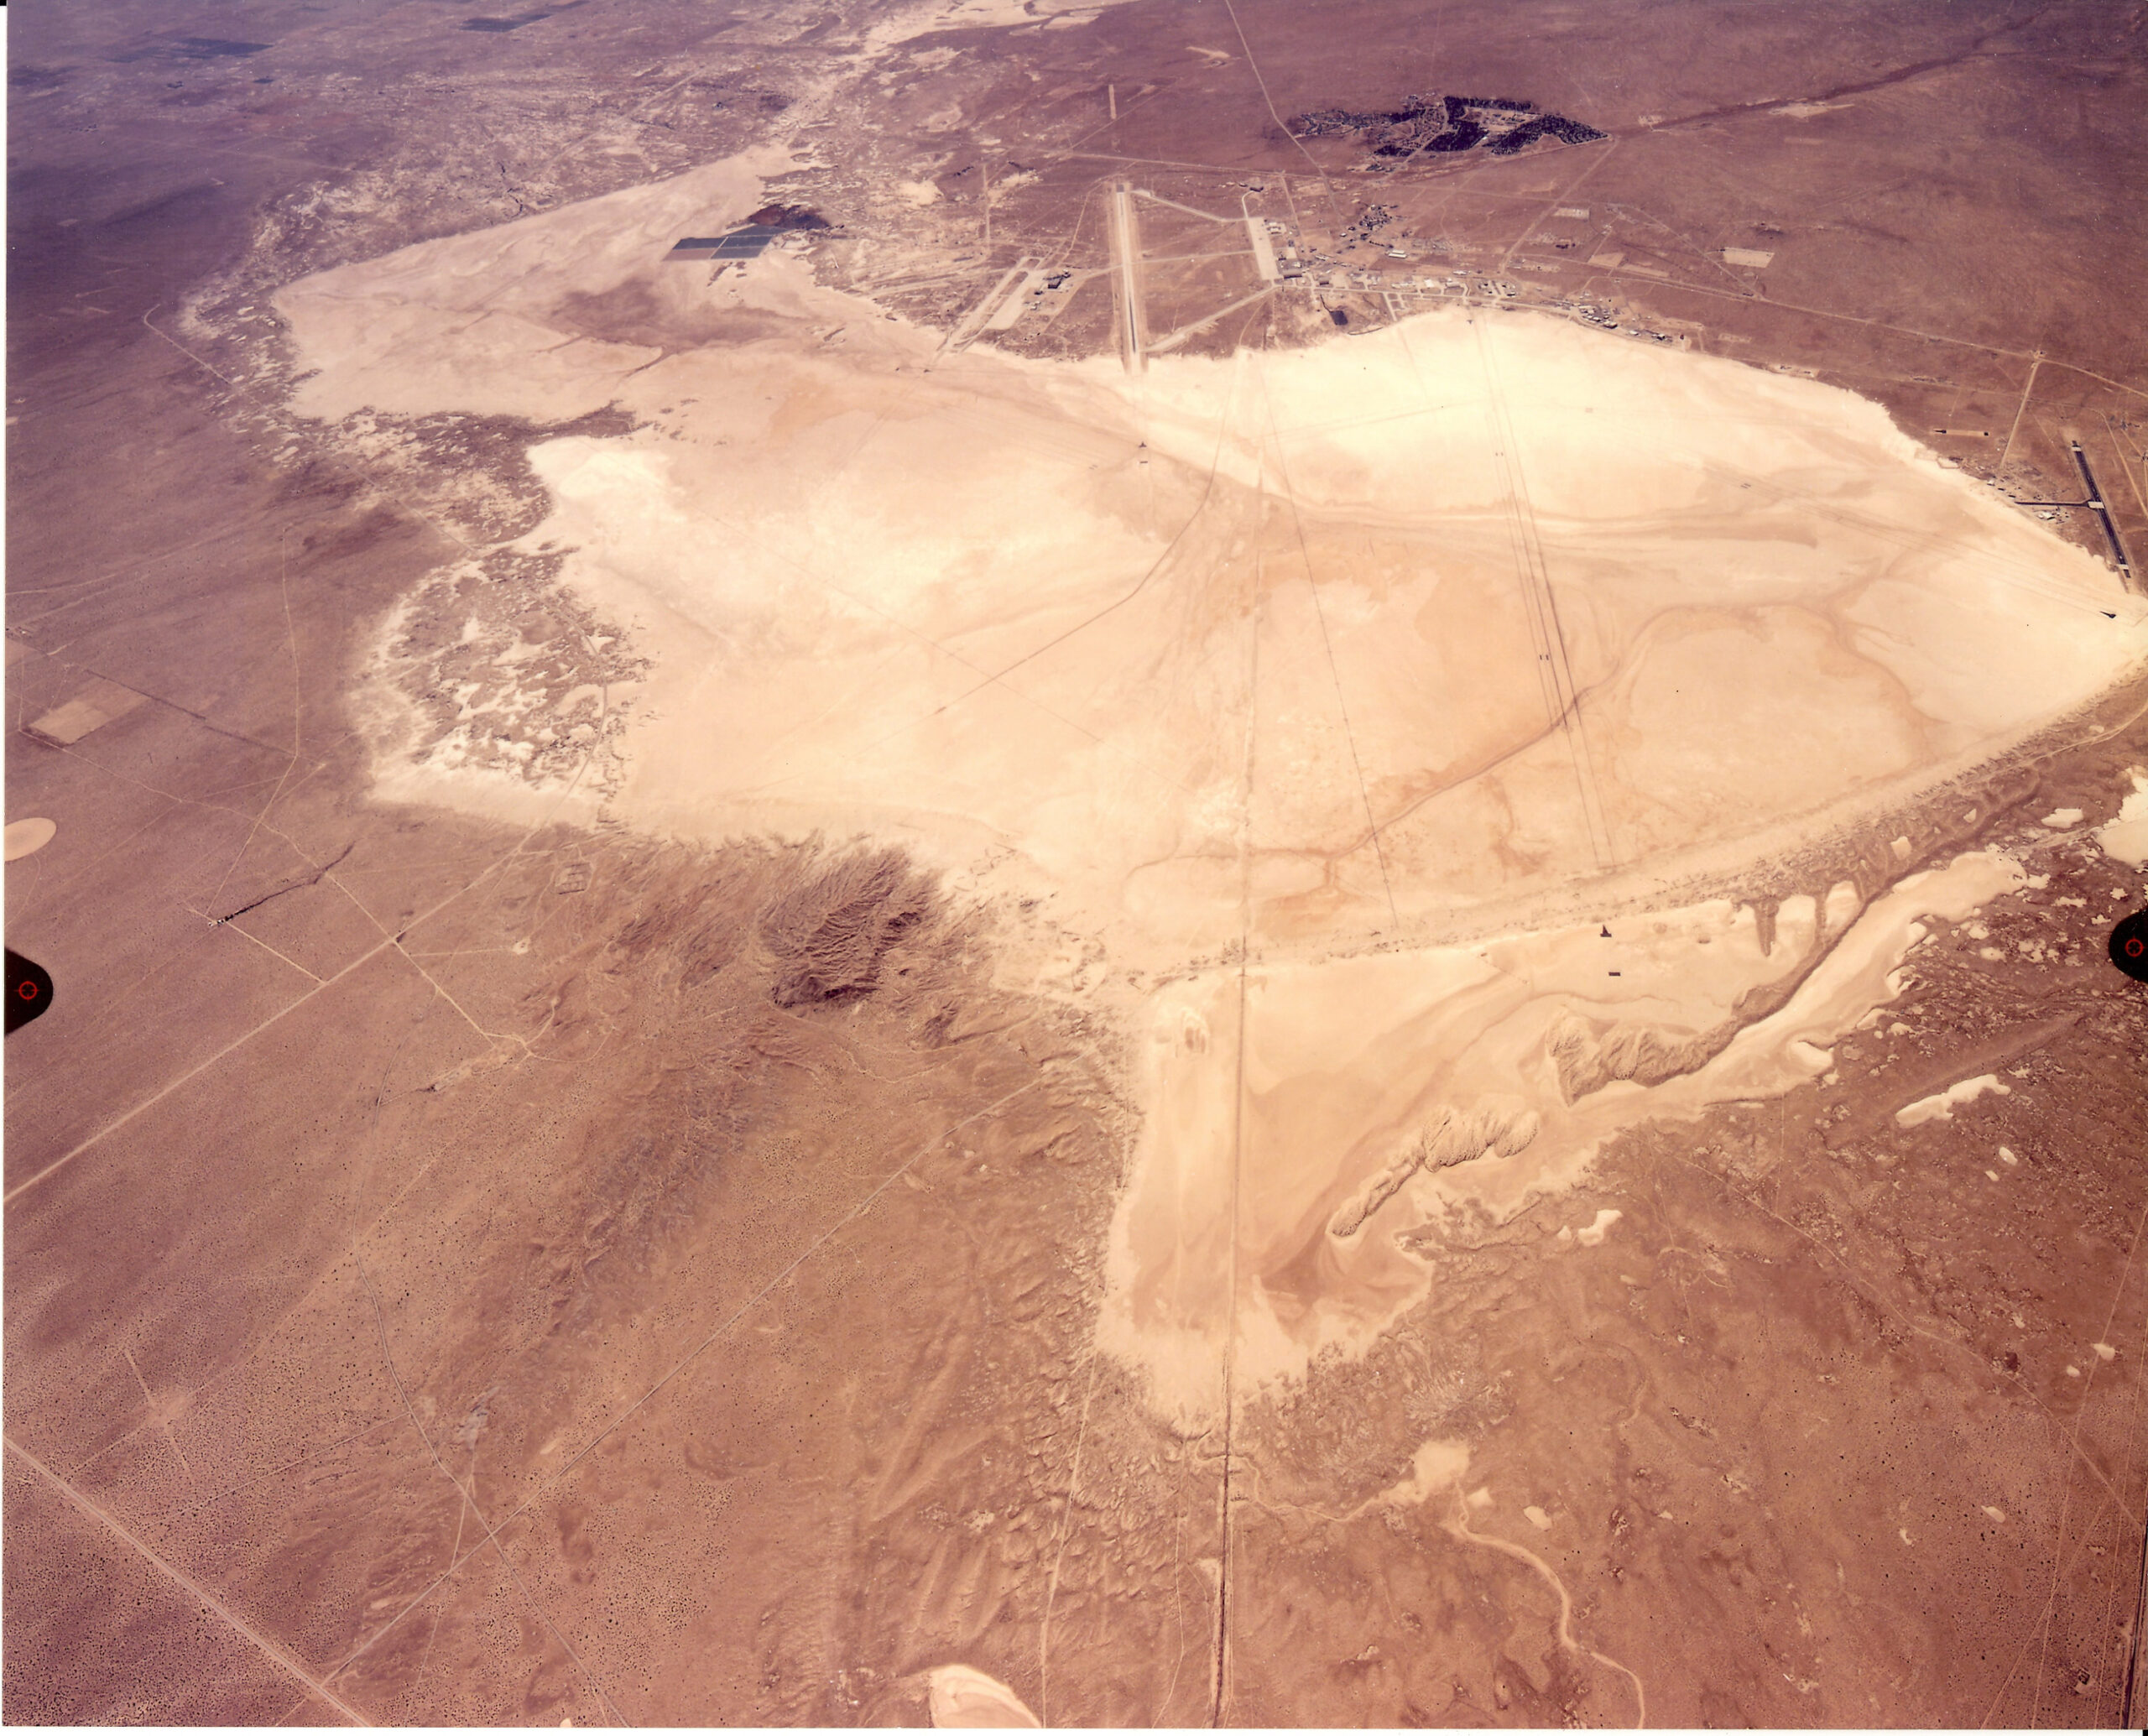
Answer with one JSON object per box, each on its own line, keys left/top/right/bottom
{"left": 17, "top": 982, "right": 38, "bottom": 1000}
{"left": 2130, "top": 937, "right": 2146, "bottom": 958}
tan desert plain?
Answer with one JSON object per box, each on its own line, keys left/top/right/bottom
{"left": 278, "top": 154, "right": 2146, "bottom": 1425}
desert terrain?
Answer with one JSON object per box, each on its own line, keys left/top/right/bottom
{"left": 8, "top": 0, "right": 2148, "bottom": 1728}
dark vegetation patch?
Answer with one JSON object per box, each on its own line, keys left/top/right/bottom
{"left": 1484, "top": 112, "right": 1608, "bottom": 154}
{"left": 1290, "top": 91, "right": 1603, "bottom": 162}
{"left": 745, "top": 203, "right": 831, "bottom": 231}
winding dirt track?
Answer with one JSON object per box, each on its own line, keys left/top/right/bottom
{"left": 1443, "top": 1494, "right": 1649, "bottom": 1729}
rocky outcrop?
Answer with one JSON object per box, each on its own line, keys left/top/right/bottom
{"left": 1548, "top": 1013, "right": 1723, "bottom": 1102}
{"left": 1329, "top": 1100, "right": 1541, "bottom": 1238}
{"left": 759, "top": 847, "right": 935, "bottom": 1007}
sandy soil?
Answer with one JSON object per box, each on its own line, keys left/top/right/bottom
{"left": 12, "top": 2, "right": 2147, "bottom": 1724}
{"left": 283, "top": 174, "right": 2143, "bottom": 980}
{"left": 1103, "top": 846, "right": 2043, "bottom": 1411}
{"left": 276, "top": 157, "right": 2145, "bottom": 1416}
{"left": 925, "top": 1662, "right": 1042, "bottom": 1727}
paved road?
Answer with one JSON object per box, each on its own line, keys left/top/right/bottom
{"left": 1110, "top": 181, "right": 1146, "bottom": 373}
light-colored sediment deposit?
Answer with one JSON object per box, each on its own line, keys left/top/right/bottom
{"left": 3, "top": 818, "right": 59, "bottom": 863}
{"left": 276, "top": 159, "right": 2147, "bottom": 1416}
{"left": 2097, "top": 768, "right": 2148, "bottom": 865}
{"left": 925, "top": 1663, "right": 1043, "bottom": 1728}
{"left": 1895, "top": 1071, "right": 2012, "bottom": 1127}
{"left": 1099, "top": 847, "right": 2039, "bottom": 1411}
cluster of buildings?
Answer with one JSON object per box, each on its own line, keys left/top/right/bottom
{"left": 1252, "top": 203, "right": 1685, "bottom": 344}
